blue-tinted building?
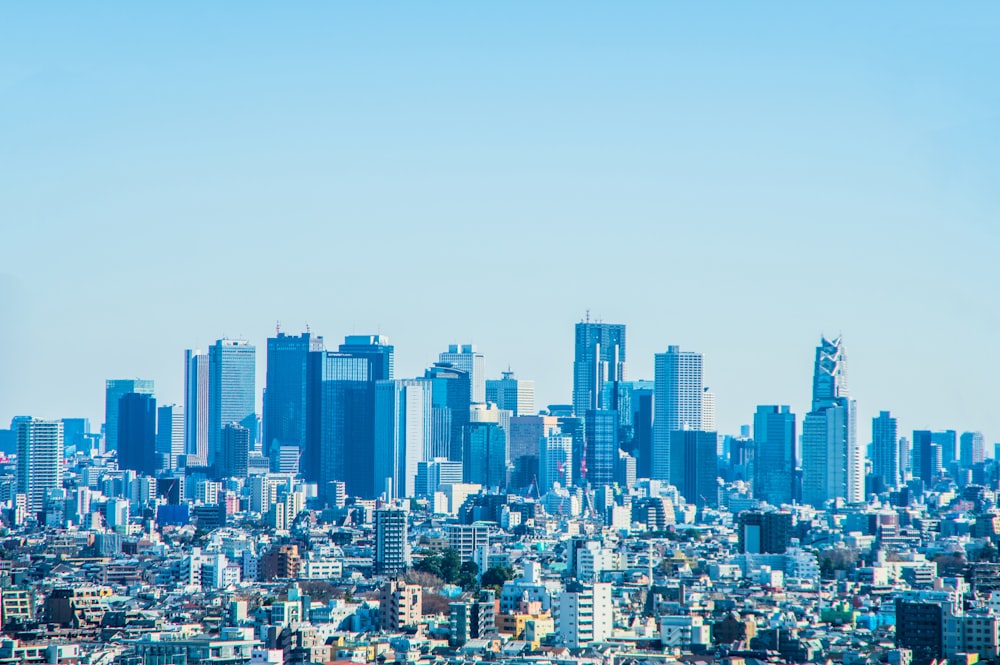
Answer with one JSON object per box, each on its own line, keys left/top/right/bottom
{"left": 584, "top": 409, "right": 618, "bottom": 488}
{"left": 668, "top": 429, "right": 719, "bottom": 508}
{"left": 464, "top": 421, "right": 507, "bottom": 490}
{"left": 221, "top": 422, "right": 251, "bottom": 478}
{"left": 424, "top": 362, "right": 471, "bottom": 461}
{"left": 754, "top": 405, "right": 797, "bottom": 505}
{"left": 208, "top": 339, "right": 256, "bottom": 471}
{"left": 105, "top": 379, "right": 154, "bottom": 452}
{"left": 573, "top": 321, "right": 626, "bottom": 415}
{"left": 264, "top": 331, "right": 324, "bottom": 455}
{"left": 872, "top": 411, "right": 899, "bottom": 490}
{"left": 118, "top": 392, "right": 157, "bottom": 476}
{"left": 338, "top": 335, "right": 394, "bottom": 381}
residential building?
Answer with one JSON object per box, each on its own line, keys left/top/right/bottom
{"left": 16, "top": 419, "right": 63, "bottom": 514}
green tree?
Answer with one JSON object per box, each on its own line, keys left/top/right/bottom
{"left": 480, "top": 565, "right": 514, "bottom": 590}
{"left": 439, "top": 549, "right": 462, "bottom": 583}
{"left": 456, "top": 560, "right": 479, "bottom": 591}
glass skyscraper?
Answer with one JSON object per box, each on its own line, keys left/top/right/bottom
{"left": 424, "top": 362, "right": 471, "bottom": 461}
{"left": 264, "top": 331, "right": 324, "bottom": 454}
{"left": 439, "top": 344, "right": 486, "bottom": 403}
{"left": 208, "top": 339, "right": 256, "bottom": 472}
{"left": 118, "top": 392, "right": 158, "bottom": 476}
{"left": 573, "top": 320, "right": 626, "bottom": 415}
{"left": 753, "top": 405, "right": 797, "bottom": 505}
{"left": 669, "top": 429, "right": 719, "bottom": 508}
{"left": 374, "top": 378, "right": 432, "bottom": 501}
{"left": 872, "top": 411, "right": 899, "bottom": 490}
{"left": 485, "top": 370, "right": 535, "bottom": 417}
{"left": 584, "top": 409, "right": 618, "bottom": 488}
{"left": 184, "top": 349, "right": 209, "bottom": 466}
{"left": 105, "top": 378, "right": 154, "bottom": 452}
{"left": 652, "top": 346, "right": 703, "bottom": 482}
{"left": 338, "top": 335, "right": 394, "bottom": 381}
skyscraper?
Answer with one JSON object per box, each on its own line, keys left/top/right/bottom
{"left": 374, "top": 508, "right": 409, "bottom": 575}
{"left": 912, "top": 430, "right": 940, "bottom": 485}
{"left": 652, "top": 346, "right": 703, "bottom": 481}
{"left": 872, "top": 411, "right": 900, "bottom": 490}
{"left": 184, "top": 349, "right": 209, "bottom": 465}
{"left": 485, "top": 371, "right": 535, "bottom": 417}
{"left": 263, "top": 331, "right": 324, "bottom": 454}
{"left": 753, "top": 405, "right": 797, "bottom": 505}
{"left": 16, "top": 419, "right": 64, "bottom": 513}
{"left": 208, "top": 339, "right": 256, "bottom": 471}
{"left": 960, "top": 431, "right": 986, "bottom": 468}
{"left": 584, "top": 410, "right": 618, "bottom": 488}
{"left": 439, "top": 344, "right": 486, "bottom": 403}
{"left": 424, "top": 363, "right": 472, "bottom": 461}
{"left": 932, "top": 430, "right": 958, "bottom": 469}
{"left": 669, "top": 429, "right": 719, "bottom": 508}
{"left": 157, "top": 404, "right": 185, "bottom": 460}
{"left": 221, "top": 422, "right": 251, "bottom": 478}
{"left": 801, "top": 336, "right": 861, "bottom": 506}
{"left": 306, "top": 351, "right": 372, "bottom": 497}
{"left": 118, "top": 392, "right": 157, "bottom": 476}
{"left": 339, "top": 335, "right": 395, "bottom": 381}
{"left": 464, "top": 421, "right": 507, "bottom": 490}
{"left": 105, "top": 379, "right": 154, "bottom": 452}
{"left": 573, "top": 320, "right": 626, "bottom": 415}
{"left": 508, "top": 414, "right": 561, "bottom": 492}
{"left": 374, "top": 379, "right": 432, "bottom": 500}
{"left": 539, "top": 432, "right": 573, "bottom": 493}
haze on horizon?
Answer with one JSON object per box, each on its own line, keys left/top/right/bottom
{"left": 2, "top": 3, "right": 999, "bottom": 443}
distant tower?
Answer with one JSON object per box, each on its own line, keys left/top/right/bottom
{"left": 264, "top": 331, "right": 324, "bottom": 454}
{"left": 118, "top": 392, "right": 157, "bottom": 476}
{"left": 753, "top": 405, "right": 797, "bottom": 505}
{"left": 573, "top": 320, "right": 626, "bottom": 415}
{"left": 960, "top": 431, "right": 986, "bottom": 468}
{"left": 652, "top": 346, "right": 704, "bottom": 482}
{"left": 339, "top": 335, "right": 395, "bottom": 381}
{"left": 801, "top": 336, "right": 860, "bottom": 506}
{"left": 105, "top": 379, "right": 154, "bottom": 452}
{"left": 584, "top": 410, "right": 618, "bottom": 488}
{"left": 208, "top": 339, "right": 256, "bottom": 471}
{"left": 221, "top": 422, "right": 251, "bottom": 479}
{"left": 374, "top": 379, "right": 432, "bottom": 500}
{"left": 374, "top": 508, "right": 409, "bottom": 575}
{"left": 184, "top": 350, "right": 209, "bottom": 465}
{"left": 872, "top": 411, "right": 900, "bottom": 490}
{"left": 486, "top": 370, "right": 535, "bottom": 417}
{"left": 439, "top": 344, "right": 486, "bottom": 404}
{"left": 157, "top": 404, "right": 185, "bottom": 461}
{"left": 16, "top": 419, "right": 64, "bottom": 513}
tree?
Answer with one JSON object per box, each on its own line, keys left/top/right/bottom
{"left": 456, "top": 560, "right": 479, "bottom": 591}
{"left": 480, "top": 565, "right": 514, "bottom": 590}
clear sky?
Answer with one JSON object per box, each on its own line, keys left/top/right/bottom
{"left": 2, "top": 3, "right": 999, "bottom": 443}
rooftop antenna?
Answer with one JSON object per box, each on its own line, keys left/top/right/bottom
{"left": 585, "top": 309, "right": 590, "bottom": 323}
{"left": 276, "top": 320, "right": 281, "bottom": 336}
{"left": 305, "top": 323, "right": 310, "bottom": 333}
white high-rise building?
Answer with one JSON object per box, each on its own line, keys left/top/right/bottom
{"left": 157, "top": 404, "right": 185, "bottom": 459}
{"left": 701, "top": 388, "right": 716, "bottom": 433}
{"left": 374, "top": 379, "right": 432, "bottom": 500}
{"left": 652, "top": 346, "right": 703, "bottom": 481}
{"left": 208, "top": 339, "right": 256, "bottom": 470}
{"left": 185, "top": 349, "right": 210, "bottom": 465}
{"left": 539, "top": 433, "right": 573, "bottom": 492}
{"left": 440, "top": 344, "right": 486, "bottom": 403}
{"left": 557, "top": 581, "right": 613, "bottom": 648}
{"left": 485, "top": 370, "right": 535, "bottom": 416}
{"left": 16, "top": 419, "right": 64, "bottom": 513}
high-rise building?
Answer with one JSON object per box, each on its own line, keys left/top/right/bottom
{"left": 157, "top": 404, "right": 184, "bottom": 460}
{"left": 584, "top": 410, "right": 618, "bottom": 488}
{"left": 800, "top": 336, "right": 861, "bottom": 506}
{"left": 539, "top": 432, "right": 573, "bottom": 493}
{"left": 439, "top": 344, "right": 486, "bottom": 404}
{"left": 415, "top": 458, "right": 463, "bottom": 498}
{"left": 508, "top": 415, "right": 560, "bottom": 492}
{"left": 105, "top": 379, "right": 154, "bottom": 452}
{"left": 961, "top": 431, "right": 986, "bottom": 468}
{"left": 573, "top": 320, "right": 626, "bottom": 415}
{"left": 932, "top": 430, "right": 958, "bottom": 469}
{"left": 629, "top": 382, "right": 654, "bottom": 479}
{"left": 737, "top": 511, "right": 793, "bottom": 554}
{"left": 184, "top": 350, "right": 209, "bottom": 466}
{"left": 306, "top": 351, "right": 372, "bottom": 497}
{"left": 558, "top": 582, "right": 613, "bottom": 649}
{"left": 208, "top": 339, "right": 256, "bottom": 471}
{"left": 669, "top": 430, "right": 719, "bottom": 508}
{"left": 374, "top": 508, "right": 409, "bottom": 575}
{"left": 60, "top": 418, "right": 90, "bottom": 454}
{"left": 486, "top": 371, "right": 535, "bottom": 417}
{"left": 424, "top": 363, "right": 471, "bottom": 461}
{"left": 221, "top": 423, "right": 251, "bottom": 478}
{"left": 753, "top": 405, "right": 796, "bottom": 505}
{"left": 338, "top": 335, "right": 394, "bottom": 381}
{"left": 872, "top": 411, "right": 900, "bottom": 490}
{"left": 912, "top": 430, "right": 940, "bottom": 485}
{"left": 464, "top": 421, "right": 507, "bottom": 490}
{"left": 263, "top": 331, "right": 324, "bottom": 455}
{"left": 118, "top": 392, "right": 157, "bottom": 476}
{"left": 652, "top": 346, "right": 703, "bottom": 481}
{"left": 702, "top": 388, "right": 716, "bottom": 433}
{"left": 374, "top": 379, "right": 432, "bottom": 500}
{"left": 16, "top": 419, "right": 64, "bottom": 513}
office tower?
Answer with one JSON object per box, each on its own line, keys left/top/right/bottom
{"left": 753, "top": 405, "right": 797, "bottom": 505}
{"left": 737, "top": 511, "right": 793, "bottom": 554}
{"left": 60, "top": 418, "right": 90, "bottom": 454}
{"left": 424, "top": 363, "right": 472, "bottom": 461}
{"left": 439, "top": 344, "right": 486, "bottom": 403}
{"left": 961, "top": 431, "right": 986, "bottom": 468}
{"left": 912, "top": 430, "right": 940, "bottom": 485}
{"left": 208, "top": 339, "right": 256, "bottom": 470}
{"left": 730, "top": 437, "right": 754, "bottom": 484}
{"left": 539, "top": 433, "right": 573, "bottom": 493}
{"left": 801, "top": 336, "right": 860, "bottom": 506}
{"left": 652, "top": 346, "right": 704, "bottom": 481}
{"left": 872, "top": 411, "right": 900, "bottom": 490}
{"left": 220, "top": 423, "right": 251, "bottom": 478}
{"left": 374, "top": 508, "right": 409, "bottom": 575}
{"left": 629, "top": 382, "right": 654, "bottom": 479}
{"left": 899, "top": 436, "right": 911, "bottom": 480}
{"left": 185, "top": 350, "right": 210, "bottom": 465}
{"left": 584, "top": 410, "right": 618, "bottom": 488}
{"left": 464, "top": 421, "right": 507, "bottom": 490}
{"left": 374, "top": 379, "right": 432, "bottom": 500}
{"left": 16, "top": 419, "right": 64, "bottom": 513}
{"left": 485, "top": 370, "right": 535, "bottom": 417}
{"left": 932, "top": 430, "right": 958, "bottom": 469}
{"left": 306, "top": 351, "right": 372, "bottom": 497}
{"left": 702, "top": 388, "right": 716, "bottom": 432}
{"left": 105, "top": 379, "right": 154, "bottom": 452}
{"left": 508, "top": 415, "right": 560, "bottom": 491}
{"left": 157, "top": 404, "right": 184, "bottom": 461}
{"left": 415, "top": 458, "right": 463, "bottom": 498}
{"left": 118, "top": 392, "right": 157, "bottom": 476}
{"left": 264, "top": 331, "right": 324, "bottom": 455}
{"left": 339, "top": 335, "right": 394, "bottom": 381}
{"left": 669, "top": 430, "right": 719, "bottom": 508}
{"left": 558, "top": 582, "right": 613, "bottom": 649}
{"left": 573, "top": 320, "right": 626, "bottom": 415}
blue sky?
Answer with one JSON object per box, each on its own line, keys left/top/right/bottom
{"left": 2, "top": 3, "right": 999, "bottom": 442}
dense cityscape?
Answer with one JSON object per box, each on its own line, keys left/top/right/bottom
{"left": 1, "top": 318, "right": 998, "bottom": 665}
